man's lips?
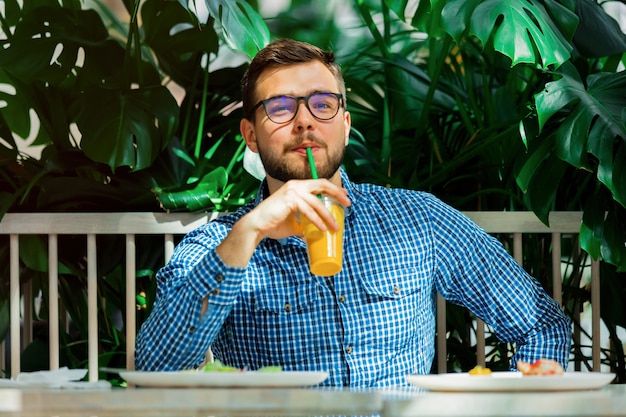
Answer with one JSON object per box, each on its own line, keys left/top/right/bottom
{"left": 292, "top": 144, "right": 321, "bottom": 155}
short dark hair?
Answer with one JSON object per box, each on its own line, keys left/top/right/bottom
{"left": 241, "top": 39, "right": 346, "bottom": 120}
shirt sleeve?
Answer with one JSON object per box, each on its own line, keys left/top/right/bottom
{"left": 427, "top": 195, "right": 572, "bottom": 370}
{"left": 134, "top": 222, "right": 246, "bottom": 371}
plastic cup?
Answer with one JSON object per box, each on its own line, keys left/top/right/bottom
{"left": 301, "top": 195, "right": 345, "bottom": 276}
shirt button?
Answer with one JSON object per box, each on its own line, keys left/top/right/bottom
{"left": 284, "top": 302, "right": 292, "bottom": 312}
{"left": 215, "top": 274, "right": 224, "bottom": 282}
{"left": 212, "top": 288, "right": 220, "bottom": 296}
{"left": 338, "top": 295, "right": 346, "bottom": 303}
{"left": 393, "top": 285, "right": 400, "bottom": 295}
{"left": 345, "top": 346, "right": 353, "bottom": 354}
{"left": 189, "top": 326, "right": 196, "bottom": 333}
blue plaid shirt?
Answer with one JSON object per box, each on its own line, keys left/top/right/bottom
{"left": 135, "top": 170, "right": 571, "bottom": 387}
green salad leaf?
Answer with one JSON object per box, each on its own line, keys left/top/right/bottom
{"left": 200, "top": 360, "right": 283, "bottom": 373}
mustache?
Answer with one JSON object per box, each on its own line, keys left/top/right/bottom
{"left": 285, "top": 133, "right": 325, "bottom": 150}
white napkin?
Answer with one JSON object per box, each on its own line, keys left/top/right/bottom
{"left": 0, "top": 367, "right": 111, "bottom": 389}
{"left": 243, "top": 147, "right": 266, "bottom": 181}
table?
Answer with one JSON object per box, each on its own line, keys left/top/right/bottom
{"left": 382, "top": 384, "right": 626, "bottom": 416}
{"left": 1, "top": 384, "right": 624, "bottom": 417}
{"left": 0, "top": 387, "right": 381, "bottom": 417}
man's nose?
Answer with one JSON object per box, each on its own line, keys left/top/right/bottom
{"left": 292, "top": 100, "right": 314, "bottom": 130}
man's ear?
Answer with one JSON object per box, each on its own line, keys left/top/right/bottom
{"left": 240, "top": 118, "right": 258, "bottom": 152}
{"left": 343, "top": 111, "right": 351, "bottom": 146}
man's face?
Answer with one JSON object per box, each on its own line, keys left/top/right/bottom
{"left": 240, "top": 61, "right": 351, "bottom": 184}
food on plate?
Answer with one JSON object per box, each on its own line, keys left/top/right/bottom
{"left": 199, "top": 360, "right": 283, "bottom": 373}
{"left": 256, "top": 365, "right": 283, "bottom": 373}
{"left": 201, "top": 360, "right": 242, "bottom": 372}
{"left": 517, "top": 359, "right": 564, "bottom": 376}
{"left": 468, "top": 365, "right": 492, "bottom": 375}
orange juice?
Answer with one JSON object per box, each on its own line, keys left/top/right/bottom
{"left": 301, "top": 196, "right": 345, "bottom": 276}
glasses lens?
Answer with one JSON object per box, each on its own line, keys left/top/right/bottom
{"left": 308, "top": 93, "right": 340, "bottom": 120}
{"left": 261, "top": 93, "right": 342, "bottom": 123}
{"left": 264, "top": 96, "right": 298, "bottom": 124}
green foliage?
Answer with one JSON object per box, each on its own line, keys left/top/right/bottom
{"left": 78, "top": 86, "right": 179, "bottom": 170}
{"left": 528, "top": 64, "right": 626, "bottom": 268}
{"left": 0, "top": 0, "right": 265, "bottom": 215}
{"left": 340, "top": 0, "right": 626, "bottom": 377}
{"left": 1, "top": 0, "right": 625, "bottom": 381}
{"left": 0, "top": 0, "right": 268, "bottom": 375}
{"left": 204, "top": 0, "right": 270, "bottom": 59}
{"left": 343, "top": 0, "right": 626, "bottom": 272}
{"left": 434, "top": 0, "right": 576, "bottom": 68}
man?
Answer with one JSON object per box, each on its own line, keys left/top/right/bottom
{"left": 135, "top": 39, "right": 571, "bottom": 387}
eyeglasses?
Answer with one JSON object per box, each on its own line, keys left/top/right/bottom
{"left": 251, "top": 92, "right": 344, "bottom": 124}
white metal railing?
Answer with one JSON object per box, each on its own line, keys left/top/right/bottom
{"left": 1, "top": 211, "right": 598, "bottom": 380}
{"left": 1, "top": 212, "right": 217, "bottom": 381}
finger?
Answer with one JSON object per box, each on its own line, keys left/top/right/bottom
{"left": 303, "top": 179, "right": 351, "bottom": 208}
{"left": 298, "top": 194, "right": 341, "bottom": 231}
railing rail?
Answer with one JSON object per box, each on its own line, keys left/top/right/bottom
{"left": 1, "top": 211, "right": 596, "bottom": 380}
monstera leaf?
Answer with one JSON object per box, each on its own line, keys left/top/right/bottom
{"left": 535, "top": 65, "right": 626, "bottom": 207}
{"left": 0, "top": 5, "right": 109, "bottom": 84}
{"left": 77, "top": 86, "right": 179, "bottom": 171}
{"left": 469, "top": 0, "right": 575, "bottom": 67}
{"left": 0, "top": 3, "right": 110, "bottom": 150}
{"left": 205, "top": 0, "right": 271, "bottom": 58}
{"left": 0, "top": 70, "right": 40, "bottom": 147}
{"left": 517, "top": 63, "right": 626, "bottom": 270}
{"left": 534, "top": 66, "right": 626, "bottom": 270}
{"left": 400, "top": 0, "right": 577, "bottom": 69}
{"left": 153, "top": 168, "right": 228, "bottom": 212}
{"left": 580, "top": 187, "right": 626, "bottom": 271}
{"left": 142, "top": 0, "right": 219, "bottom": 87}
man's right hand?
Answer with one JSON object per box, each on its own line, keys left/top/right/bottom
{"left": 216, "top": 179, "right": 350, "bottom": 268}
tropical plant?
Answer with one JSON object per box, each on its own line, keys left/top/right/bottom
{"left": 0, "top": 0, "right": 269, "bottom": 376}
{"left": 0, "top": 0, "right": 268, "bottom": 215}
{"left": 1, "top": 0, "right": 625, "bottom": 382}
{"left": 338, "top": 0, "right": 626, "bottom": 379}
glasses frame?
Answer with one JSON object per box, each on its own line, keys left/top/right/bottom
{"left": 250, "top": 92, "right": 344, "bottom": 124}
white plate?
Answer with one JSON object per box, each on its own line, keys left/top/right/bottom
{"left": 406, "top": 372, "right": 615, "bottom": 392}
{"left": 119, "top": 370, "right": 329, "bottom": 388}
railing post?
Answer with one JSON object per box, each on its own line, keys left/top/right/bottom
{"left": 591, "top": 259, "right": 601, "bottom": 371}
{"left": 513, "top": 232, "right": 523, "bottom": 265}
{"left": 87, "top": 234, "right": 98, "bottom": 382}
{"left": 10, "top": 234, "right": 20, "bottom": 379}
{"left": 125, "top": 234, "right": 136, "bottom": 372}
{"left": 49, "top": 234, "right": 59, "bottom": 370}
{"left": 476, "top": 318, "right": 485, "bottom": 367}
{"left": 436, "top": 294, "right": 446, "bottom": 373}
{"left": 551, "top": 232, "right": 562, "bottom": 306}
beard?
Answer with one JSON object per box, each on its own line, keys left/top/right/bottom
{"left": 257, "top": 134, "right": 344, "bottom": 182}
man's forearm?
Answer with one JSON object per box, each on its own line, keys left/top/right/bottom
{"left": 215, "top": 213, "right": 263, "bottom": 267}
{"left": 511, "top": 308, "right": 572, "bottom": 370}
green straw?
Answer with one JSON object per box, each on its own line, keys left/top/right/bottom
{"left": 306, "top": 147, "right": 323, "bottom": 200}
{"left": 306, "top": 147, "right": 318, "bottom": 179}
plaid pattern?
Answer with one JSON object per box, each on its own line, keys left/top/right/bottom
{"left": 135, "top": 170, "right": 571, "bottom": 387}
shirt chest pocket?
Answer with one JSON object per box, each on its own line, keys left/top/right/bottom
{"left": 354, "top": 267, "right": 430, "bottom": 350}
{"left": 357, "top": 266, "right": 424, "bottom": 301}
{"left": 252, "top": 283, "right": 320, "bottom": 314}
